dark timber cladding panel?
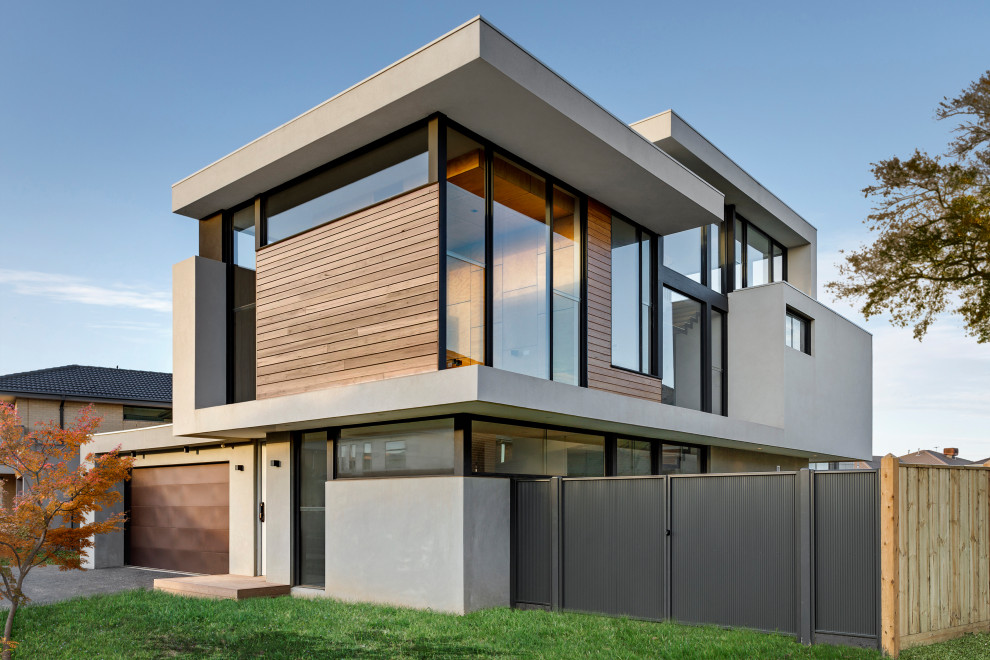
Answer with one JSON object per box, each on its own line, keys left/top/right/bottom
{"left": 814, "top": 471, "right": 879, "bottom": 637}
{"left": 128, "top": 464, "right": 229, "bottom": 574}
{"left": 670, "top": 474, "right": 797, "bottom": 633}
{"left": 562, "top": 478, "right": 665, "bottom": 620}
{"left": 515, "top": 480, "right": 552, "bottom": 606}
{"left": 586, "top": 199, "right": 662, "bottom": 402}
{"left": 254, "top": 184, "right": 440, "bottom": 399}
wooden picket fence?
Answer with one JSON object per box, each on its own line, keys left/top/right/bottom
{"left": 881, "top": 455, "right": 990, "bottom": 656}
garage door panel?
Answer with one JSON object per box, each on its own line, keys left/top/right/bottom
{"left": 127, "top": 464, "right": 230, "bottom": 574}
{"left": 130, "top": 482, "right": 229, "bottom": 508}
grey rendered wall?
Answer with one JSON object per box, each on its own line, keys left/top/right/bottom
{"left": 709, "top": 446, "right": 808, "bottom": 473}
{"left": 727, "top": 282, "right": 872, "bottom": 460}
{"left": 172, "top": 256, "right": 227, "bottom": 437}
{"left": 324, "top": 476, "right": 509, "bottom": 614}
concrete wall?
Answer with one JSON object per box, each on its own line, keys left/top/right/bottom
{"left": 727, "top": 282, "right": 872, "bottom": 461}
{"left": 264, "top": 433, "right": 292, "bottom": 584}
{"left": 323, "top": 476, "right": 510, "bottom": 614}
{"left": 173, "top": 256, "right": 227, "bottom": 436}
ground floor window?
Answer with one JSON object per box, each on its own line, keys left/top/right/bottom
{"left": 296, "top": 430, "right": 328, "bottom": 588}
{"left": 471, "top": 421, "right": 605, "bottom": 477}
{"left": 336, "top": 420, "right": 455, "bottom": 478}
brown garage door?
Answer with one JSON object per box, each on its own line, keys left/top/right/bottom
{"left": 127, "top": 463, "right": 229, "bottom": 574}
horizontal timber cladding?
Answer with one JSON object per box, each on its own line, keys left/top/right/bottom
{"left": 562, "top": 478, "right": 666, "bottom": 620}
{"left": 585, "top": 199, "right": 662, "bottom": 402}
{"left": 814, "top": 471, "right": 879, "bottom": 639}
{"left": 255, "top": 185, "right": 440, "bottom": 398}
{"left": 670, "top": 473, "right": 797, "bottom": 634}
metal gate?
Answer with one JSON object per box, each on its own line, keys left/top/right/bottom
{"left": 512, "top": 469, "right": 880, "bottom": 649}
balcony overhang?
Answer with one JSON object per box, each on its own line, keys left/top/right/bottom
{"left": 172, "top": 17, "right": 723, "bottom": 235}
{"left": 156, "top": 366, "right": 864, "bottom": 462}
{"left": 631, "top": 110, "right": 816, "bottom": 247}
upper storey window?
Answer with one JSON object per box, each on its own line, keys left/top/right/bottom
{"left": 265, "top": 127, "right": 430, "bottom": 244}
{"left": 732, "top": 214, "right": 786, "bottom": 289}
{"left": 443, "top": 123, "right": 583, "bottom": 386}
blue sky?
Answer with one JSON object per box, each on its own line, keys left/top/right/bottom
{"left": 2, "top": 1, "right": 988, "bottom": 458}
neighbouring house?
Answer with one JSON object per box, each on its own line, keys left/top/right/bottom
{"left": 899, "top": 447, "right": 973, "bottom": 467}
{"left": 85, "top": 17, "right": 872, "bottom": 613}
{"left": 0, "top": 364, "right": 171, "bottom": 504}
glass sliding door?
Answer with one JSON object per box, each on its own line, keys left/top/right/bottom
{"left": 552, "top": 187, "right": 580, "bottom": 385}
{"left": 296, "top": 431, "right": 328, "bottom": 587}
{"left": 445, "top": 129, "right": 486, "bottom": 368}
{"left": 492, "top": 155, "right": 549, "bottom": 379}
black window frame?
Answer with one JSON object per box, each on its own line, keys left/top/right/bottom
{"left": 438, "top": 115, "right": 589, "bottom": 387}
{"left": 785, "top": 308, "right": 812, "bottom": 355}
{"left": 726, "top": 206, "right": 788, "bottom": 291}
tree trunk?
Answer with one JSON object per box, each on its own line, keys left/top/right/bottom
{"left": 2, "top": 599, "right": 17, "bottom": 660}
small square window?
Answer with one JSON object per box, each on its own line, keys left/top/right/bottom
{"left": 785, "top": 310, "right": 811, "bottom": 354}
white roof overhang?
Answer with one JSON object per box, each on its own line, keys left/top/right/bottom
{"left": 631, "top": 110, "right": 816, "bottom": 247}
{"left": 172, "top": 17, "right": 723, "bottom": 234}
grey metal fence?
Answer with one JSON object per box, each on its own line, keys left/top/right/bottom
{"left": 511, "top": 469, "right": 880, "bottom": 649}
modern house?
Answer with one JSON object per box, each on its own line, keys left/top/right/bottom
{"left": 0, "top": 364, "right": 171, "bottom": 503}
{"left": 85, "top": 17, "right": 872, "bottom": 613}
{"left": 899, "top": 448, "right": 973, "bottom": 467}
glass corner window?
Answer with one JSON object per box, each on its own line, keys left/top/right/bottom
{"left": 232, "top": 204, "right": 256, "bottom": 270}
{"left": 662, "top": 227, "right": 703, "bottom": 283}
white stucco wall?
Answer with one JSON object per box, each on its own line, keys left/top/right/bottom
{"left": 727, "top": 282, "right": 872, "bottom": 460}
{"left": 323, "top": 476, "right": 510, "bottom": 614}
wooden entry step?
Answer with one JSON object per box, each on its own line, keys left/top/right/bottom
{"left": 154, "top": 574, "right": 290, "bottom": 600}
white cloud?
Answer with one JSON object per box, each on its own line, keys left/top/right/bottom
{"left": 0, "top": 269, "right": 170, "bottom": 313}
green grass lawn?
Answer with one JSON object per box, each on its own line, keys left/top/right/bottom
{"left": 7, "top": 589, "right": 987, "bottom": 659}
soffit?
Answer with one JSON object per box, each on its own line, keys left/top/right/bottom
{"left": 172, "top": 18, "right": 723, "bottom": 235}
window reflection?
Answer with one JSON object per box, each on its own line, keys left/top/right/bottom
{"left": 552, "top": 187, "right": 580, "bottom": 385}
{"left": 616, "top": 438, "right": 652, "bottom": 476}
{"left": 711, "top": 310, "right": 724, "bottom": 415}
{"left": 298, "top": 431, "right": 327, "bottom": 587}
{"left": 445, "top": 129, "right": 486, "bottom": 368}
{"left": 611, "top": 218, "right": 643, "bottom": 371}
{"left": 337, "top": 420, "right": 455, "bottom": 478}
{"left": 493, "top": 156, "right": 549, "bottom": 379}
{"left": 747, "top": 225, "right": 771, "bottom": 287}
{"left": 709, "top": 223, "right": 722, "bottom": 293}
{"left": 662, "top": 288, "right": 703, "bottom": 411}
{"left": 471, "top": 421, "right": 604, "bottom": 476}
{"left": 267, "top": 128, "right": 429, "bottom": 243}
{"left": 660, "top": 444, "right": 701, "bottom": 474}
{"left": 663, "top": 227, "right": 702, "bottom": 283}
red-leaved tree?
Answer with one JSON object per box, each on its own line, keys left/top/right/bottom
{"left": 0, "top": 403, "right": 133, "bottom": 659}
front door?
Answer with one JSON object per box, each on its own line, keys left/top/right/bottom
{"left": 296, "top": 431, "right": 328, "bottom": 587}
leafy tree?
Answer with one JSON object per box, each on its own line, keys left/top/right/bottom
{"left": 0, "top": 404, "right": 133, "bottom": 660}
{"left": 828, "top": 72, "right": 990, "bottom": 342}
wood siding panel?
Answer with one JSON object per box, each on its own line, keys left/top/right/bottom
{"left": 255, "top": 185, "right": 439, "bottom": 399}
{"left": 585, "top": 199, "right": 662, "bottom": 402}
{"left": 893, "top": 465, "right": 990, "bottom": 649}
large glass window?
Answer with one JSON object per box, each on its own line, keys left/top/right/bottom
{"left": 232, "top": 205, "right": 256, "bottom": 270}
{"left": 772, "top": 243, "right": 785, "bottom": 283}
{"left": 710, "top": 223, "right": 723, "bottom": 293}
{"left": 616, "top": 438, "right": 652, "bottom": 476}
{"left": 471, "top": 421, "right": 604, "bottom": 476}
{"left": 611, "top": 217, "right": 649, "bottom": 372}
{"left": 663, "top": 227, "right": 702, "bottom": 283}
{"left": 445, "top": 129, "right": 486, "bottom": 368}
{"left": 337, "top": 419, "right": 455, "bottom": 478}
{"left": 662, "top": 288, "right": 703, "bottom": 411}
{"left": 266, "top": 128, "right": 429, "bottom": 244}
{"left": 747, "top": 225, "right": 772, "bottom": 287}
{"left": 660, "top": 444, "right": 701, "bottom": 474}
{"left": 492, "top": 156, "right": 549, "bottom": 379}
{"left": 552, "top": 188, "right": 580, "bottom": 385}
{"left": 297, "top": 431, "right": 328, "bottom": 587}
{"left": 711, "top": 309, "right": 725, "bottom": 416}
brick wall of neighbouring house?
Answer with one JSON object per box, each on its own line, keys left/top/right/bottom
{"left": 13, "top": 398, "right": 166, "bottom": 434}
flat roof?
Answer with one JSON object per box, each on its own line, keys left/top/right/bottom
{"left": 172, "top": 17, "right": 723, "bottom": 236}
{"left": 631, "top": 110, "right": 816, "bottom": 247}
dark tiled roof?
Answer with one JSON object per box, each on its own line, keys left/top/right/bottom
{"left": 898, "top": 450, "right": 973, "bottom": 467}
{"left": 0, "top": 365, "right": 171, "bottom": 404}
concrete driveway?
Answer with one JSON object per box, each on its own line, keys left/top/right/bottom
{"left": 1, "top": 566, "right": 185, "bottom": 608}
